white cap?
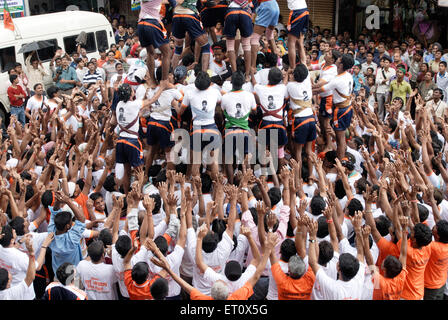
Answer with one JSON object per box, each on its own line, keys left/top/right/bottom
{"left": 134, "top": 67, "right": 147, "bottom": 83}
{"left": 139, "top": 48, "right": 147, "bottom": 61}
{"left": 67, "top": 181, "right": 76, "bottom": 198}
{"left": 143, "top": 183, "right": 159, "bottom": 195}
{"left": 61, "top": 204, "right": 74, "bottom": 218}
{"left": 78, "top": 142, "right": 88, "bottom": 153}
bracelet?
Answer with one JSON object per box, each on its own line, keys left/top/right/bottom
{"left": 42, "top": 246, "right": 47, "bottom": 249}
{"left": 326, "top": 219, "right": 333, "bottom": 224}
{"left": 410, "top": 200, "right": 418, "bottom": 203}
{"left": 365, "top": 211, "right": 372, "bottom": 214}
{"left": 308, "top": 239, "right": 316, "bottom": 243}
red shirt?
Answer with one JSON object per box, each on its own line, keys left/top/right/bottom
{"left": 7, "top": 85, "right": 26, "bottom": 107}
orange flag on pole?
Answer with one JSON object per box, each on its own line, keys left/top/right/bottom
{"left": 3, "top": 0, "right": 14, "bottom": 31}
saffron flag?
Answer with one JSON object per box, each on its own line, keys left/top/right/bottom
{"left": 3, "top": 0, "right": 14, "bottom": 31}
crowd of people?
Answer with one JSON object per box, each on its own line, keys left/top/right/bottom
{"left": 1, "top": 0, "right": 448, "bottom": 301}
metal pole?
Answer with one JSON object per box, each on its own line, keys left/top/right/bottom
{"left": 335, "top": 0, "right": 340, "bottom": 35}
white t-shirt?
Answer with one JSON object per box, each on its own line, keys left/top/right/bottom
{"left": 0, "top": 280, "right": 34, "bottom": 300}
{"left": 311, "top": 251, "right": 340, "bottom": 300}
{"left": 182, "top": 87, "right": 222, "bottom": 126}
{"left": 266, "top": 259, "right": 288, "bottom": 300}
{"left": 147, "top": 88, "right": 182, "bottom": 121}
{"left": 322, "top": 71, "right": 353, "bottom": 104}
{"left": 76, "top": 260, "right": 118, "bottom": 300}
{"left": 148, "top": 244, "right": 185, "bottom": 297}
{"left": 209, "top": 59, "right": 227, "bottom": 77}
{"left": 0, "top": 246, "right": 36, "bottom": 300}
{"left": 221, "top": 81, "right": 253, "bottom": 94}
{"left": 254, "top": 83, "right": 289, "bottom": 121}
{"left": 254, "top": 68, "right": 270, "bottom": 85}
{"left": 287, "top": 74, "right": 313, "bottom": 118}
{"left": 111, "top": 243, "right": 129, "bottom": 298}
{"left": 187, "top": 228, "right": 234, "bottom": 295}
{"left": 26, "top": 94, "right": 48, "bottom": 115}
{"left": 116, "top": 99, "right": 143, "bottom": 138}
{"left": 314, "top": 260, "right": 366, "bottom": 300}
{"left": 221, "top": 90, "right": 257, "bottom": 121}
{"left": 319, "top": 63, "right": 338, "bottom": 98}
{"left": 204, "top": 264, "right": 256, "bottom": 293}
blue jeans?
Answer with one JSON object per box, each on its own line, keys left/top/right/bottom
{"left": 10, "top": 105, "right": 26, "bottom": 125}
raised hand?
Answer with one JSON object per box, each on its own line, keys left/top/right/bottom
{"left": 143, "top": 195, "right": 155, "bottom": 214}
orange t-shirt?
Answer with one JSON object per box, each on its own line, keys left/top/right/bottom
{"left": 271, "top": 263, "right": 315, "bottom": 300}
{"left": 400, "top": 239, "right": 431, "bottom": 300}
{"left": 372, "top": 268, "right": 408, "bottom": 300}
{"left": 424, "top": 241, "right": 448, "bottom": 289}
{"left": 124, "top": 269, "right": 159, "bottom": 300}
{"left": 376, "top": 237, "right": 400, "bottom": 275}
{"left": 97, "top": 58, "right": 107, "bottom": 68}
{"left": 74, "top": 192, "right": 90, "bottom": 220}
{"left": 190, "top": 282, "right": 254, "bottom": 300}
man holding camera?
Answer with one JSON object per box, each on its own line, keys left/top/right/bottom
{"left": 54, "top": 56, "right": 80, "bottom": 95}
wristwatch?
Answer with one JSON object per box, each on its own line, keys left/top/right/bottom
{"left": 308, "top": 239, "right": 316, "bottom": 243}
{"left": 241, "top": 187, "right": 249, "bottom": 192}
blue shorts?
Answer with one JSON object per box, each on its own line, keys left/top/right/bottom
{"left": 116, "top": 137, "right": 144, "bottom": 168}
{"left": 223, "top": 8, "right": 254, "bottom": 38}
{"left": 223, "top": 127, "right": 251, "bottom": 155}
{"left": 254, "top": 1, "right": 280, "bottom": 28}
{"left": 190, "top": 123, "right": 222, "bottom": 152}
{"left": 200, "top": 5, "right": 227, "bottom": 28}
{"left": 172, "top": 14, "right": 205, "bottom": 40}
{"left": 331, "top": 105, "right": 353, "bottom": 131}
{"left": 258, "top": 119, "right": 288, "bottom": 147}
{"left": 287, "top": 8, "right": 309, "bottom": 37}
{"left": 137, "top": 19, "right": 169, "bottom": 49}
{"left": 146, "top": 118, "right": 175, "bottom": 150}
{"left": 292, "top": 115, "right": 316, "bottom": 145}
{"left": 319, "top": 95, "right": 334, "bottom": 118}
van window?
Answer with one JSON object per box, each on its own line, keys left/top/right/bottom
{"left": 22, "top": 39, "right": 58, "bottom": 63}
{"left": 64, "top": 32, "right": 96, "bottom": 55}
{"left": 96, "top": 30, "right": 109, "bottom": 52}
{"left": 0, "top": 46, "right": 16, "bottom": 73}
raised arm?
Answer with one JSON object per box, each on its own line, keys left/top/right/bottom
{"left": 195, "top": 224, "right": 210, "bottom": 274}
{"left": 247, "top": 232, "right": 278, "bottom": 288}
{"left": 351, "top": 211, "right": 365, "bottom": 263}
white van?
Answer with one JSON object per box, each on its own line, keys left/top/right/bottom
{"left": 0, "top": 11, "right": 115, "bottom": 122}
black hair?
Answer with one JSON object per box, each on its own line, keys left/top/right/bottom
{"left": 268, "top": 187, "right": 282, "bottom": 207}
{"left": 99, "top": 229, "right": 113, "bottom": 246}
{"left": 88, "top": 240, "right": 105, "bottom": 263}
{"left": 211, "top": 218, "right": 227, "bottom": 241}
{"left": 249, "top": 207, "right": 258, "bottom": 226}
{"left": 264, "top": 52, "right": 278, "bottom": 68}
{"left": 76, "top": 178, "right": 85, "bottom": 191}
{"left": 56, "top": 262, "right": 75, "bottom": 286}
{"left": 375, "top": 215, "right": 391, "bottom": 237}
{"left": 0, "top": 268, "right": 8, "bottom": 290}
{"left": 115, "top": 235, "right": 132, "bottom": 258}
{"left": 90, "top": 192, "right": 104, "bottom": 202}
{"left": 202, "top": 231, "right": 219, "bottom": 253}
{"left": 155, "top": 66, "right": 162, "bottom": 83}
{"left": 231, "top": 71, "right": 245, "bottom": 91}
{"left": 325, "top": 150, "right": 337, "bottom": 166}
{"left": 318, "top": 240, "right": 334, "bottom": 266}
{"left": 150, "top": 278, "right": 169, "bottom": 300}
{"left": 317, "top": 216, "right": 329, "bottom": 238}
{"left": 195, "top": 71, "right": 211, "bottom": 91}
{"left": 181, "top": 53, "right": 195, "bottom": 67}
{"left": 154, "top": 236, "right": 168, "bottom": 256}
{"left": 267, "top": 67, "right": 283, "bottom": 85}
{"left": 9, "top": 216, "right": 26, "bottom": 236}
{"left": 293, "top": 63, "right": 309, "bottom": 82}
{"left": 46, "top": 85, "right": 60, "bottom": 99}
{"left": 0, "top": 225, "right": 14, "bottom": 248}
{"left": 334, "top": 179, "right": 346, "bottom": 199}
{"left": 103, "top": 174, "right": 117, "bottom": 192}
{"left": 54, "top": 211, "right": 72, "bottom": 232}
{"left": 436, "top": 220, "right": 448, "bottom": 243}
{"left": 131, "top": 262, "right": 149, "bottom": 285}
{"left": 355, "top": 177, "right": 370, "bottom": 194}
{"left": 341, "top": 54, "right": 355, "bottom": 71}
{"left": 118, "top": 83, "right": 133, "bottom": 102}
{"left": 413, "top": 223, "right": 432, "bottom": 248}
{"left": 280, "top": 239, "right": 297, "bottom": 262}
{"left": 200, "top": 172, "right": 212, "bottom": 194}
{"left": 417, "top": 204, "right": 429, "bottom": 223}
{"left": 9, "top": 74, "right": 18, "bottom": 83}
{"left": 148, "top": 164, "right": 162, "bottom": 178}
{"left": 388, "top": 118, "right": 398, "bottom": 132}
{"left": 339, "top": 253, "right": 360, "bottom": 281}
{"left": 212, "top": 40, "right": 226, "bottom": 52}
{"left": 383, "top": 255, "right": 402, "bottom": 278}
{"left": 347, "top": 198, "right": 363, "bottom": 217}
{"left": 41, "top": 190, "right": 54, "bottom": 208}
{"left": 310, "top": 195, "right": 326, "bottom": 216}
{"left": 148, "top": 193, "right": 161, "bottom": 215}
